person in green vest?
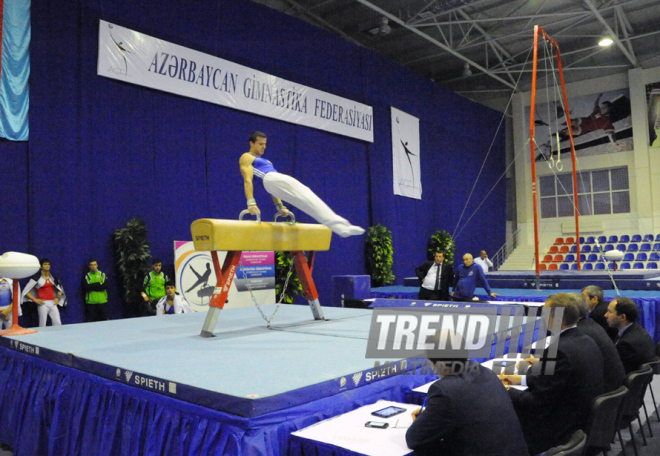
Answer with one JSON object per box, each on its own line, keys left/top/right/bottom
{"left": 83, "top": 259, "right": 108, "bottom": 322}
{"left": 142, "top": 258, "right": 169, "bottom": 315}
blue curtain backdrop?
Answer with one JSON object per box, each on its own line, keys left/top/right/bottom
{"left": 0, "top": 0, "right": 505, "bottom": 325}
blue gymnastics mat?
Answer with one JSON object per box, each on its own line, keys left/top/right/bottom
{"left": 1, "top": 305, "right": 413, "bottom": 417}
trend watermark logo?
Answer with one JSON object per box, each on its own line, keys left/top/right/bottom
{"left": 365, "top": 306, "right": 563, "bottom": 375}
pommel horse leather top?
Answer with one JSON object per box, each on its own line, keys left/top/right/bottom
{"left": 190, "top": 217, "right": 332, "bottom": 337}
{"left": 191, "top": 218, "right": 332, "bottom": 252}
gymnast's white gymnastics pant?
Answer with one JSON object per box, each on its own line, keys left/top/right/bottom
{"left": 38, "top": 300, "right": 62, "bottom": 327}
{"left": 263, "top": 172, "right": 364, "bottom": 237}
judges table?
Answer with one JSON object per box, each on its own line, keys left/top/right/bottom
{"left": 290, "top": 400, "right": 416, "bottom": 456}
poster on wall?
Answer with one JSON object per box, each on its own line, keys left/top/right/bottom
{"left": 391, "top": 107, "right": 421, "bottom": 199}
{"left": 525, "top": 88, "right": 633, "bottom": 162}
{"left": 97, "top": 20, "right": 373, "bottom": 142}
{"left": 646, "top": 82, "right": 660, "bottom": 148}
{"left": 174, "top": 241, "right": 275, "bottom": 312}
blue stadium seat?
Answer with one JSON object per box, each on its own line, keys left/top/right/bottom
{"left": 570, "top": 245, "right": 577, "bottom": 253}
{"left": 636, "top": 253, "right": 648, "bottom": 261}
{"left": 623, "top": 253, "right": 635, "bottom": 261}
{"left": 579, "top": 237, "right": 585, "bottom": 244}
{"left": 632, "top": 234, "right": 642, "bottom": 242}
{"left": 620, "top": 235, "right": 630, "bottom": 243}
{"left": 616, "top": 244, "right": 626, "bottom": 252}
{"left": 648, "top": 262, "right": 658, "bottom": 269}
{"left": 643, "top": 234, "right": 654, "bottom": 242}
{"left": 656, "top": 234, "right": 660, "bottom": 242}
{"left": 607, "top": 235, "right": 618, "bottom": 244}
{"left": 604, "top": 245, "right": 614, "bottom": 252}
{"left": 560, "top": 263, "right": 569, "bottom": 270}
{"left": 585, "top": 236, "right": 595, "bottom": 244}
{"left": 587, "top": 254, "right": 598, "bottom": 262}
{"left": 640, "top": 243, "right": 651, "bottom": 252}
{"left": 633, "top": 262, "right": 644, "bottom": 269}
{"left": 598, "top": 236, "right": 607, "bottom": 244}
{"left": 653, "top": 243, "right": 660, "bottom": 251}
{"left": 584, "top": 263, "right": 593, "bottom": 270}
{"left": 579, "top": 254, "right": 586, "bottom": 262}
{"left": 564, "top": 254, "right": 575, "bottom": 263}
{"left": 650, "top": 252, "right": 660, "bottom": 261}
{"left": 620, "top": 262, "right": 631, "bottom": 270}
{"left": 570, "top": 263, "right": 578, "bottom": 270}
{"left": 627, "top": 244, "right": 639, "bottom": 253}
{"left": 607, "top": 263, "right": 616, "bottom": 270}
{"left": 595, "top": 263, "right": 605, "bottom": 270}
{"left": 581, "top": 245, "right": 591, "bottom": 253}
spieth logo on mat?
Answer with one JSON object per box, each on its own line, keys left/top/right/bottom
{"left": 339, "top": 377, "right": 346, "bottom": 388}
{"left": 352, "top": 372, "right": 362, "bottom": 387}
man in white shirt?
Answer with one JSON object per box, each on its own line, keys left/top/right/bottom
{"left": 474, "top": 250, "right": 493, "bottom": 273}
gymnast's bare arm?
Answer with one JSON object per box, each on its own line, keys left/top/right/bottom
{"left": 240, "top": 153, "right": 259, "bottom": 215}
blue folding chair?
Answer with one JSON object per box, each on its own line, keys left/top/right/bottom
{"left": 584, "top": 263, "right": 594, "bottom": 270}
{"left": 633, "top": 262, "right": 644, "bottom": 269}
{"left": 598, "top": 236, "right": 607, "bottom": 244}
{"left": 643, "top": 234, "right": 654, "bottom": 243}
{"left": 653, "top": 243, "right": 660, "bottom": 251}
{"left": 570, "top": 245, "right": 577, "bottom": 253}
{"left": 655, "top": 234, "right": 660, "bottom": 242}
{"left": 620, "top": 235, "right": 630, "bottom": 243}
{"left": 648, "top": 262, "right": 658, "bottom": 269}
{"left": 560, "top": 263, "right": 569, "bottom": 270}
{"left": 636, "top": 253, "right": 648, "bottom": 262}
{"left": 628, "top": 244, "right": 639, "bottom": 253}
{"left": 595, "top": 263, "right": 605, "bottom": 270}
{"left": 640, "top": 243, "right": 651, "bottom": 252}
{"left": 570, "top": 264, "right": 578, "bottom": 270}
{"left": 607, "top": 235, "right": 618, "bottom": 244}
{"left": 623, "top": 253, "right": 635, "bottom": 262}
{"left": 564, "top": 254, "right": 575, "bottom": 263}
{"left": 632, "top": 234, "right": 642, "bottom": 243}
{"left": 587, "top": 254, "right": 598, "bottom": 262}
{"left": 616, "top": 244, "right": 626, "bottom": 252}
{"left": 582, "top": 245, "right": 591, "bottom": 253}
{"left": 650, "top": 253, "right": 660, "bottom": 262}
{"left": 620, "top": 263, "right": 631, "bottom": 270}
{"left": 585, "top": 236, "right": 595, "bottom": 244}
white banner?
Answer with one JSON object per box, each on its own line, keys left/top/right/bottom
{"left": 391, "top": 107, "right": 421, "bottom": 199}
{"left": 97, "top": 20, "right": 373, "bottom": 142}
{"left": 174, "top": 241, "right": 275, "bottom": 312}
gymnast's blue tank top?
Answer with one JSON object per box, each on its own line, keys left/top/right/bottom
{"left": 250, "top": 155, "right": 277, "bottom": 179}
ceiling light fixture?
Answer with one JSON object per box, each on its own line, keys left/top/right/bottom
{"left": 598, "top": 30, "right": 614, "bottom": 47}
{"left": 379, "top": 17, "right": 391, "bottom": 36}
{"left": 462, "top": 63, "right": 472, "bottom": 77}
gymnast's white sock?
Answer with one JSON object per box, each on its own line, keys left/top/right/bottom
{"left": 327, "top": 221, "right": 365, "bottom": 237}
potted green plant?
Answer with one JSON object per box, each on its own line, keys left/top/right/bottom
{"left": 275, "top": 251, "right": 302, "bottom": 303}
{"left": 112, "top": 218, "right": 152, "bottom": 317}
{"left": 365, "top": 224, "right": 395, "bottom": 287}
{"left": 427, "top": 230, "right": 455, "bottom": 263}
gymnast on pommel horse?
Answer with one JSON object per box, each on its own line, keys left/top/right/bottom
{"left": 239, "top": 131, "right": 365, "bottom": 237}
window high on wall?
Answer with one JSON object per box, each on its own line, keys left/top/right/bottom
{"left": 539, "top": 167, "right": 630, "bottom": 218}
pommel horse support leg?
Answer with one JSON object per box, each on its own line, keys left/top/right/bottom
{"left": 191, "top": 218, "right": 333, "bottom": 337}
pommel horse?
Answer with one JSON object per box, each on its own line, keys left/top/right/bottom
{"left": 191, "top": 211, "right": 332, "bottom": 337}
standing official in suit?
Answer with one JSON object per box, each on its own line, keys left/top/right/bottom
{"left": 501, "top": 293, "right": 604, "bottom": 455}
{"left": 571, "top": 292, "right": 625, "bottom": 393}
{"left": 582, "top": 285, "right": 618, "bottom": 342}
{"left": 606, "top": 297, "right": 657, "bottom": 374}
{"left": 415, "top": 251, "right": 453, "bottom": 301}
{"left": 406, "top": 330, "right": 528, "bottom": 456}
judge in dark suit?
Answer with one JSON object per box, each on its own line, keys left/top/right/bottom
{"left": 606, "top": 297, "right": 657, "bottom": 374}
{"left": 501, "top": 293, "right": 604, "bottom": 455}
{"left": 405, "top": 330, "right": 528, "bottom": 456}
{"left": 571, "top": 292, "right": 625, "bottom": 392}
{"left": 582, "top": 285, "right": 618, "bottom": 342}
{"left": 415, "top": 251, "right": 453, "bottom": 301}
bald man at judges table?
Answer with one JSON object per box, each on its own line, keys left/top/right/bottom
{"left": 500, "top": 293, "right": 604, "bottom": 455}
{"left": 405, "top": 330, "right": 528, "bottom": 456}
{"left": 415, "top": 251, "right": 453, "bottom": 301}
{"left": 451, "top": 253, "right": 498, "bottom": 302}
{"left": 605, "top": 297, "right": 657, "bottom": 374}
{"left": 239, "top": 131, "right": 364, "bottom": 238}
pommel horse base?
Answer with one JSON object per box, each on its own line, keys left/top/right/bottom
{"left": 190, "top": 216, "right": 332, "bottom": 337}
